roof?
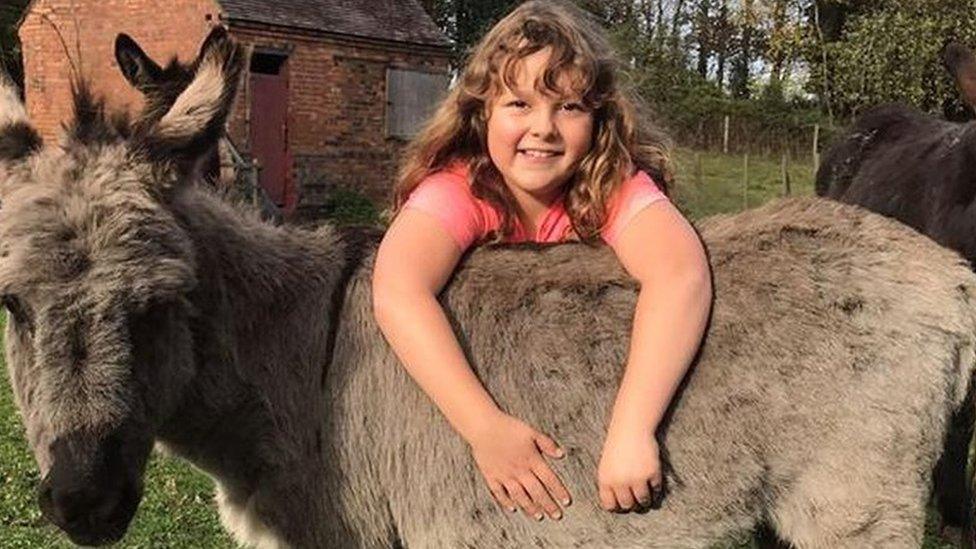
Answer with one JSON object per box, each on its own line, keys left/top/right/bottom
{"left": 216, "top": 0, "right": 451, "bottom": 48}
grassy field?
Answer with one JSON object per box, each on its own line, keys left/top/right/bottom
{"left": 0, "top": 149, "right": 961, "bottom": 548}
{"left": 670, "top": 148, "right": 817, "bottom": 219}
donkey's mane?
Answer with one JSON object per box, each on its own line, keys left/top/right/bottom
{"left": 64, "top": 80, "right": 132, "bottom": 148}
{"left": 62, "top": 43, "right": 204, "bottom": 152}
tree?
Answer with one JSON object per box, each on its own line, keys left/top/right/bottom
{"left": 805, "top": 0, "right": 976, "bottom": 117}
{"left": 729, "top": 0, "right": 761, "bottom": 99}
{"left": 418, "top": 0, "right": 523, "bottom": 68}
{"left": 763, "top": 0, "right": 801, "bottom": 99}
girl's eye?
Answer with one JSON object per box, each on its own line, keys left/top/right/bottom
{"left": 506, "top": 100, "right": 529, "bottom": 109}
{"left": 562, "top": 102, "right": 586, "bottom": 112}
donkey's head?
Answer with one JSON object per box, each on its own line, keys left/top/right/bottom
{"left": 0, "top": 28, "right": 242, "bottom": 546}
{"left": 943, "top": 41, "right": 976, "bottom": 119}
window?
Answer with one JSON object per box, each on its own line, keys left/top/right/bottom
{"left": 386, "top": 68, "right": 450, "bottom": 139}
{"left": 250, "top": 52, "right": 287, "bottom": 75}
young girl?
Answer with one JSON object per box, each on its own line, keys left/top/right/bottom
{"left": 372, "top": 0, "right": 711, "bottom": 522}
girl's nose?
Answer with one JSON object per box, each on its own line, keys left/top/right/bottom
{"left": 529, "top": 109, "right": 557, "bottom": 139}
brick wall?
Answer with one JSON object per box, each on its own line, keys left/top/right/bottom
{"left": 19, "top": 0, "right": 219, "bottom": 142}
{"left": 19, "top": 2, "right": 451, "bottom": 222}
{"left": 226, "top": 25, "right": 451, "bottom": 222}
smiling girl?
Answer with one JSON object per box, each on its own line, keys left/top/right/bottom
{"left": 372, "top": 0, "right": 711, "bottom": 522}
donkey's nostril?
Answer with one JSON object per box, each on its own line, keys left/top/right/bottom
{"left": 57, "top": 487, "right": 92, "bottom": 525}
{"left": 40, "top": 475, "right": 134, "bottom": 546}
{"left": 44, "top": 480, "right": 107, "bottom": 527}
{"left": 92, "top": 485, "right": 126, "bottom": 523}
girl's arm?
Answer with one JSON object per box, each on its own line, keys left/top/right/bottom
{"left": 598, "top": 200, "right": 712, "bottom": 512}
{"left": 372, "top": 209, "right": 571, "bottom": 521}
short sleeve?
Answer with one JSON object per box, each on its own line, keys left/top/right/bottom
{"left": 402, "top": 171, "right": 486, "bottom": 251}
{"left": 600, "top": 170, "right": 669, "bottom": 245}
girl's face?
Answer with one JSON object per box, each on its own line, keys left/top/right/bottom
{"left": 486, "top": 48, "right": 595, "bottom": 207}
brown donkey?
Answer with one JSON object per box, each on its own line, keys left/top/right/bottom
{"left": 3, "top": 28, "right": 976, "bottom": 548}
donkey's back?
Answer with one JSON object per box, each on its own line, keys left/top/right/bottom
{"left": 817, "top": 42, "right": 976, "bottom": 265}
{"left": 816, "top": 103, "right": 975, "bottom": 239}
{"left": 325, "top": 197, "right": 976, "bottom": 548}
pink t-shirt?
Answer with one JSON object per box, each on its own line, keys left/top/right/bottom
{"left": 402, "top": 163, "right": 668, "bottom": 250}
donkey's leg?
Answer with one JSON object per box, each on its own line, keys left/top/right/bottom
{"left": 933, "top": 377, "right": 975, "bottom": 531}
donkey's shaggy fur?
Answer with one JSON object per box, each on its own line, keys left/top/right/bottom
{"left": 816, "top": 43, "right": 976, "bottom": 529}
{"left": 3, "top": 29, "right": 976, "bottom": 549}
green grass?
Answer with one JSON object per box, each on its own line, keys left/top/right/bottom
{"left": 320, "top": 188, "right": 384, "bottom": 226}
{"left": 670, "top": 148, "right": 817, "bottom": 221}
{"left": 0, "top": 149, "right": 963, "bottom": 547}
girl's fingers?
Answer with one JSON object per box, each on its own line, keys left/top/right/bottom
{"left": 520, "top": 473, "right": 562, "bottom": 520}
{"left": 650, "top": 472, "right": 663, "bottom": 492}
{"left": 532, "top": 462, "right": 572, "bottom": 507}
{"left": 613, "top": 486, "right": 636, "bottom": 511}
{"left": 598, "top": 485, "right": 618, "bottom": 511}
{"left": 488, "top": 479, "right": 517, "bottom": 513}
{"left": 533, "top": 432, "right": 565, "bottom": 459}
{"left": 631, "top": 482, "right": 653, "bottom": 508}
{"left": 504, "top": 480, "right": 540, "bottom": 520}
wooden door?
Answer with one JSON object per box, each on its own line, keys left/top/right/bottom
{"left": 249, "top": 52, "right": 294, "bottom": 214}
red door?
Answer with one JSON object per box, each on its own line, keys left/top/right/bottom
{"left": 249, "top": 54, "right": 294, "bottom": 214}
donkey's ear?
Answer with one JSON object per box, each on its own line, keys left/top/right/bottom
{"left": 0, "top": 69, "right": 42, "bottom": 164}
{"left": 136, "top": 27, "right": 243, "bottom": 170}
{"left": 943, "top": 42, "right": 976, "bottom": 109}
{"left": 115, "top": 33, "right": 164, "bottom": 93}
{"left": 198, "top": 26, "right": 231, "bottom": 63}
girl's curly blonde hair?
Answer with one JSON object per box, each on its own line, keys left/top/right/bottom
{"left": 393, "top": 0, "right": 674, "bottom": 242}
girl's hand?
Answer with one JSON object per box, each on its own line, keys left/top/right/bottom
{"left": 468, "top": 411, "right": 571, "bottom": 521}
{"left": 597, "top": 427, "right": 662, "bottom": 512}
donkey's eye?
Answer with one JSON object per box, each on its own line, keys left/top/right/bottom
{"left": 134, "top": 296, "right": 165, "bottom": 314}
{"left": 130, "top": 299, "right": 173, "bottom": 327}
{"left": 2, "top": 295, "right": 33, "bottom": 331}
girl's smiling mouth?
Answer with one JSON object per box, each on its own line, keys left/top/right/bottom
{"left": 518, "top": 148, "right": 564, "bottom": 159}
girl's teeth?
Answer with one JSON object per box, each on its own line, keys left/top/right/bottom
{"left": 522, "top": 150, "right": 557, "bottom": 158}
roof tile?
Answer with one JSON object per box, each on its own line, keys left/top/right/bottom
{"left": 217, "top": 0, "right": 450, "bottom": 47}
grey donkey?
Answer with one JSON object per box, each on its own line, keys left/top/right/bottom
{"left": 2, "top": 28, "right": 976, "bottom": 549}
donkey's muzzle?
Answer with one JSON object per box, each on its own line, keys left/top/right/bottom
{"left": 37, "top": 427, "right": 149, "bottom": 545}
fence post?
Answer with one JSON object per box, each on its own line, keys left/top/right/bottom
{"left": 742, "top": 153, "right": 749, "bottom": 209}
{"left": 723, "top": 115, "right": 730, "bottom": 154}
{"left": 695, "top": 152, "right": 703, "bottom": 186}
{"left": 251, "top": 158, "right": 261, "bottom": 208}
{"left": 812, "top": 123, "right": 820, "bottom": 174}
{"left": 781, "top": 153, "right": 791, "bottom": 197}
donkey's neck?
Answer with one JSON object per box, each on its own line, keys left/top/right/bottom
{"left": 157, "top": 187, "right": 370, "bottom": 546}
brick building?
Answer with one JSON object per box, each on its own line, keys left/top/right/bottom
{"left": 18, "top": 0, "right": 451, "bottom": 221}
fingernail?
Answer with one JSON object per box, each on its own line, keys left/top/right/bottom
{"left": 555, "top": 448, "right": 565, "bottom": 458}
{"left": 534, "top": 513, "right": 544, "bottom": 521}
{"left": 508, "top": 507, "right": 517, "bottom": 513}
{"left": 551, "top": 511, "right": 563, "bottom": 520}
{"left": 561, "top": 498, "right": 571, "bottom": 506}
